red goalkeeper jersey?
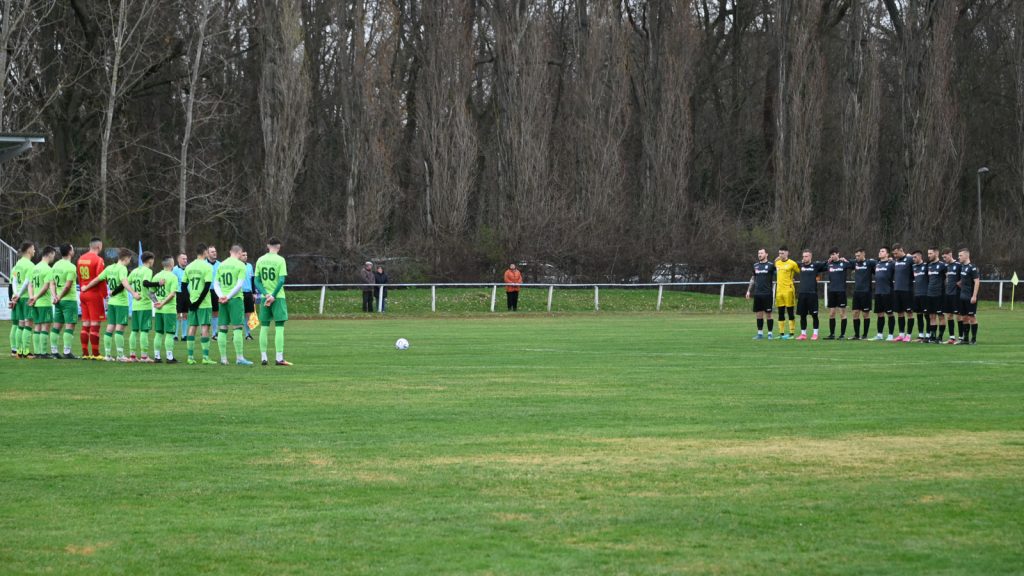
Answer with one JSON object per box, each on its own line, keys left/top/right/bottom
{"left": 77, "top": 251, "right": 107, "bottom": 299}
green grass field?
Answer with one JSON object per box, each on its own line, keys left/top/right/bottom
{"left": 1, "top": 306, "right": 1022, "bottom": 574}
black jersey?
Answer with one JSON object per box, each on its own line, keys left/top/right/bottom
{"left": 944, "top": 262, "right": 961, "bottom": 296}
{"left": 959, "top": 263, "right": 979, "bottom": 300}
{"left": 752, "top": 261, "right": 776, "bottom": 296}
{"left": 893, "top": 255, "right": 914, "bottom": 292}
{"left": 912, "top": 263, "right": 928, "bottom": 296}
{"left": 827, "top": 261, "right": 852, "bottom": 292}
{"left": 797, "top": 262, "right": 828, "bottom": 295}
{"left": 927, "top": 260, "right": 946, "bottom": 297}
{"left": 853, "top": 259, "right": 875, "bottom": 293}
{"left": 873, "top": 259, "right": 895, "bottom": 295}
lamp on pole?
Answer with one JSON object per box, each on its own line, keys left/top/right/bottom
{"left": 977, "top": 166, "right": 989, "bottom": 250}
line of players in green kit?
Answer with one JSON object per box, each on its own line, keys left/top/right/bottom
{"left": 8, "top": 237, "right": 291, "bottom": 366}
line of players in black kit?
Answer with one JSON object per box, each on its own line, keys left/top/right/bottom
{"left": 746, "top": 244, "right": 981, "bottom": 344}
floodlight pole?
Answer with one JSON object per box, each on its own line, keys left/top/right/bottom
{"left": 977, "top": 166, "right": 989, "bottom": 251}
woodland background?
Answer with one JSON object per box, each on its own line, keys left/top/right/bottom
{"left": 1, "top": 0, "right": 1022, "bottom": 281}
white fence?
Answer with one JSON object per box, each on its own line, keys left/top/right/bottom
{"left": 289, "top": 280, "right": 1016, "bottom": 315}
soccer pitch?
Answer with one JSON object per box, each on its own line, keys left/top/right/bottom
{"left": 1, "top": 311, "right": 1022, "bottom": 574}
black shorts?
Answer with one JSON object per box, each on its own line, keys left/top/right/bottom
{"left": 894, "top": 291, "right": 913, "bottom": 312}
{"left": 211, "top": 296, "right": 219, "bottom": 313}
{"left": 943, "top": 294, "right": 960, "bottom": 315}
{"left": 927, "top": 296, "right": 944, "bottom": 314}
{"left": 244, "top": 292, "right": 255, "bottom": 314}
{"left": 826, "top": 292, "right": 847, "bottom": 309}
{"left": 752, "top": 295, "right": 773, "bottom": 313}
{"left": 797, "top": 293, "right": 819, "bottom": 316}
{"left": 176, "top": 291, "right": 189, "bottom": 314}
{"left": 852, "top": 292, "right": 872, "bottom": 312}
{"left": 959, "top": 298, "right": 977, "bottom": 316}
{"left": 913, "top": 295, "right": 929, "bottom": 314}
{"left": 874, "top": 293, "right": 893, "bottom": 314}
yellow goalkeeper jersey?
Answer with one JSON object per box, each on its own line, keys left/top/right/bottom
{"left": 775, "top": 258, "right": 800, "bottom": 293}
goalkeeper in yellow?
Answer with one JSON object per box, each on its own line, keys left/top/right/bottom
{"left": 775, "top": 246, "right": 800, "bottom": 339}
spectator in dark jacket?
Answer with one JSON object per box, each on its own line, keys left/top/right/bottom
{"left": 374, "top": 265, "right": 389, "bottom": 313}
{"left": 360, "top": 262, "right": 375, "bottom": 312}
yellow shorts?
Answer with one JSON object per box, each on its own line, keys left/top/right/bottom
{"left": 775, "top": 289, "right": 796, "bottom": 308}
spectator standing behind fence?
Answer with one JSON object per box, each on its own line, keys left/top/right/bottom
{"left": 360, "top": 261, "right": 375, "bottom": 312}
{"left": 504, "top": 263, "right": 522, "bottom": 311}
{"left": 374, "top": 265, "right": 389, "bottom": 313}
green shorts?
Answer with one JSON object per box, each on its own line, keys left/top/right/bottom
{"left": 154, "top": 313, "right": 176, "bottom": 334}
{"left": 33, "top": 306, "right": 54, "bottom": 324}
{"left": 12, "top": 299, "right": 30, "bottom": 322}
{"left": 53, "top": 300, "right": 79, "bottom": 325}
{"left": 219, "top": 298, "right": 245, "bottom": 327}
{"left": 188, "top": 307, "right": 213, "bottom": 327}
{"left": 258, "top": 298, "right": 289, "bottom": 325}
{"left": 131, "top": 310, "right": 153, "bottom": 332}
{"left": 108, "top": 305, "right": 130, "bottom": 327}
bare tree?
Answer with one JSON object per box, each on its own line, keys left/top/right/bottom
{"left": 257, "top": 0, "right": 310, "bottom": 239}
{"left": 96, "top": 0, "right": 160, "bottom": 237}
{"left": 417, "top": 0, "right": 477, "bottom": 256}
{"left": 174, "top": 0, "right": 217, "bottom": 252}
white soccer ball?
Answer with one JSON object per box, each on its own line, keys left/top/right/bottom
{"left": 395, "top": 338, "right": 410, "bottom": 350}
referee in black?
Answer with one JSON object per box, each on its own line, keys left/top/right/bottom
{"left": 242, "top": 250, "right": 255, "bottom": 339}
{"left": 174, "top": 252, "right": 189, "bottom": 341}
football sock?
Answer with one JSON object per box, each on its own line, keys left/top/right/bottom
{"left": 863, "top": 318, "right": 870, "bottom": 337}
{"left": 187, "top": 335, "right": 195, "bottom": 359}
{"left": 757, "top": 318, "right": 764, "bottom": 332}
{"left": 916, "top": 314, "right": 924, "bottom": 335}
{"left": 971, "top": 323, "right": 978, "bottom": 342}
{"left": 275, "top": 325, "right": 285, "bottom": 357}
{"left": 800, "top": 317, "right": 807, "bottom": 331}
{"left": 201, "top": 337, "right": 211, "bottom": 358}
{"left": 907, "top": 316, "right": 915, "bottom": 337}
{"left": 63, "top": 329, "right": 74, "bottom": 354}
{"left": 80, "top": 327, "right": 90, "bottom": 355}
{"left": 898, "top": 316, "right": 905, "bottom": 335}
{"left": 90, "top": 326, "right": 101, "bottom": 355}
{"left": 128, "top": 331, "right": 136, "bottom": 356}
{"left": 767, "top": 319, "right": 774, "bottom": 333}
{"left": 853, "top": 318, "right": 861, "bottom": 337}
{"left": 938, "top": 324, "right": 945, "bottom": 340}
{"left": 947, "top": 319, "right": 955, "bottom": 338}
{"left": 104, "top": 332, "right": 113, "bottom": 357}
{"left": 259, "top": 327, "right": 269, "bottom": 354}
{"left": 165, "top": 334, "right": 175, "bottom": 360}
{"left": 139, "top": 331, "right": 149, "bottom": 357}
{"left": 829, "top": 318, "right": 835, "bottom": 335}
{"left": 811, "top": 315, "right": 819, "bottom": 329}
{"left": 887, "top": 315, "right": 896, "bottom": 335}
{"left": 9, "top": 324, "right": 16, "bottom": 351}
{"left": 840, "top": 318, "right": 847, "bottom": 336}
{"left": 50, "top": 329, "right": 59, "bottom": 353}
{"left": 114, "top": 332, "right": 125, "bottom": 357}
{"left": 233, "top": 328, "right": 244, "bottom": 359}
{"left": 32, "top": 330, "right": 40, "bottom": 354}
{"left": 219, "top": 329, "right": 229, "bottom": 361}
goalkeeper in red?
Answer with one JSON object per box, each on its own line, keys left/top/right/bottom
{"left": 255, "top": 237, "right": 291, "bottom": 366}
{"left": 214, "top": 244, "right": 254, "bottom": 366}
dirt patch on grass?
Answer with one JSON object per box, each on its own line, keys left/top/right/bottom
{"left": 402, "top": 431, "right": 1024, "bottom": 480}
{"left": 0, "top": 390, "right": 48, "bottom": 401}
{"left": 493, "top": 512, "right": 533, "bottom": 522}
{"left": 65, "top": 542, "right": 111, "bottom": 556}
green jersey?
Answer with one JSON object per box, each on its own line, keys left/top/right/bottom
{"left": 255, "top": 253, "right": 288, "bottom": 299}
{"left": 215, "top": 257, "right": 247, "bottom": 301}
{"left": 51, "top": 259, "right": 78, "bottom": 302}
{"left": 97, "top": 263, "right": 130, "bottom": 306}
{"left": 151, "top": 270, "right": 179, "bottom": 314}
{"left": 31, "top": 261, "right": 54, "bottom": 307}
{"left": 128, "top": 266, "right": 155, "bottom": 311}
{"left": 185, "top": 259, "right": 214, "bottom": 309}
{"left": 11, "top": 256, "right": 34, "bottom": 296}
